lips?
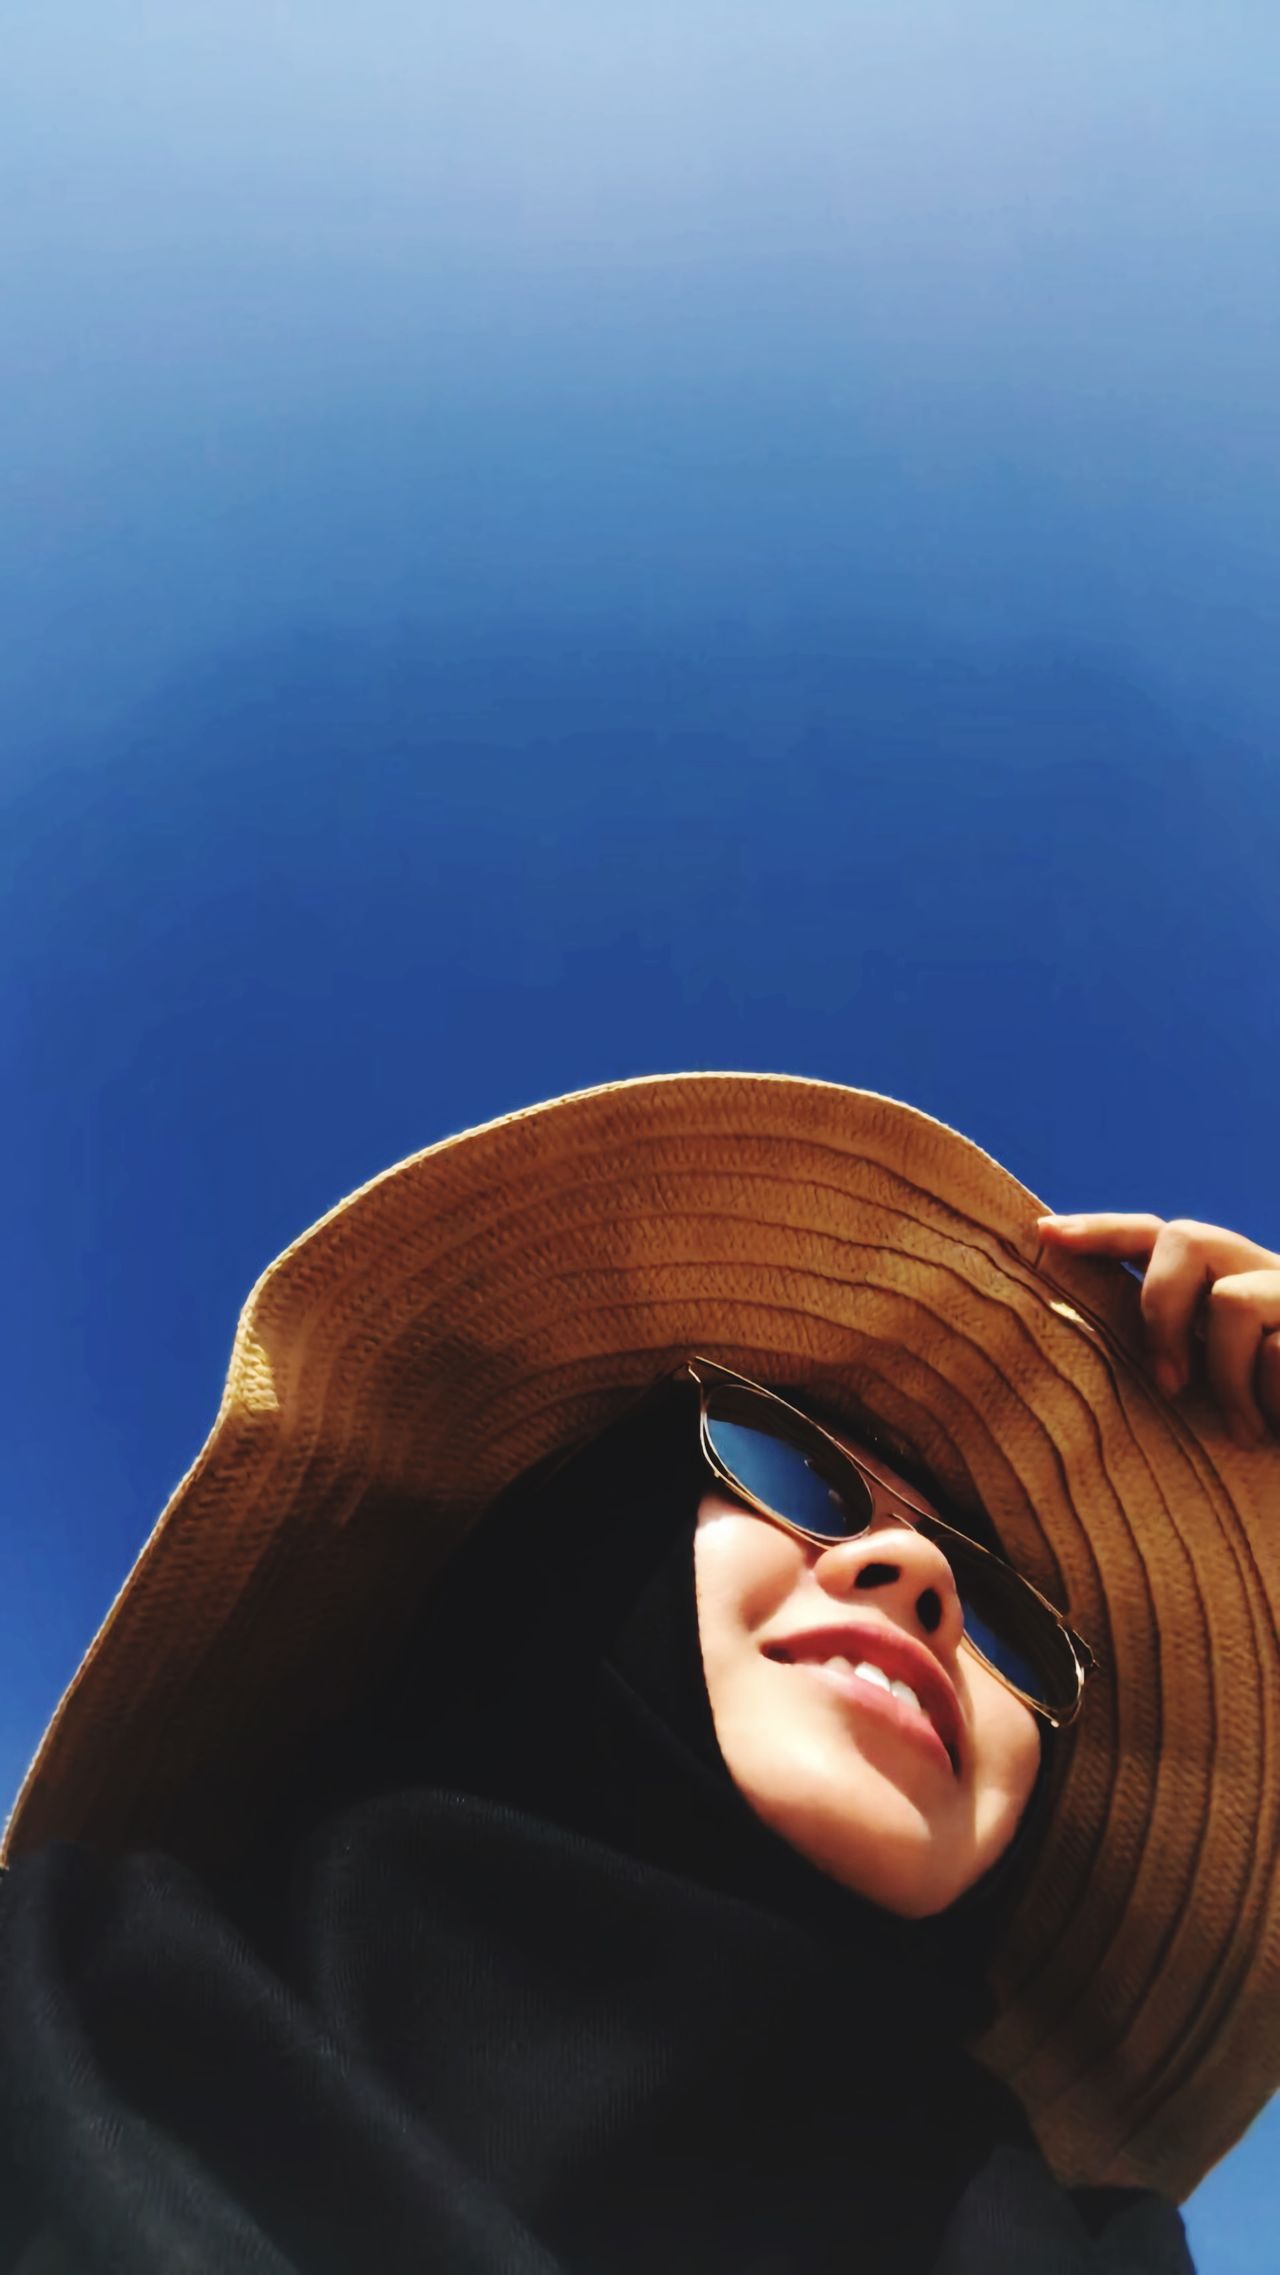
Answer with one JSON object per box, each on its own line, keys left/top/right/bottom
{"left": 762, "top": 1619, "right": 963, "bottom": 1777}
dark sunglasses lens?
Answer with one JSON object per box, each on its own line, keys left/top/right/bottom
{"left": 701, "top": 1397, "right": 874, "bottom": 1541}
{"left": 939, "top": 1536, "right": 1080, "bottom": 1717}
{"left": 956, "top": 1601, "right": 1043, "bottom": 1704}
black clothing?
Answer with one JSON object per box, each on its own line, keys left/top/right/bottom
{"left": 0, "top": 1395, "right": 1194, "bottom": 2272}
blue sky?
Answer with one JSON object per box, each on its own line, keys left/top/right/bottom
{"left": 3, "top": 5, "right": 1277, "bottom": 2259}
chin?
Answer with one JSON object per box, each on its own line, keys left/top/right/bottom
{"left": 761, "top": 1791, "right": 953, "bottom": 1918}
{"left": 829, "top": 1854, "right": 952, "bottom": 1918}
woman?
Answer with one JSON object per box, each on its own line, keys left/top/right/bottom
{"left": 1, "top": 1072, "right": 1277, "bottom": 2272}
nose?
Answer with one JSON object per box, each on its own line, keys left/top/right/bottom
{"left": 811, "top": 1521, "right": 966, "bottom": 1655}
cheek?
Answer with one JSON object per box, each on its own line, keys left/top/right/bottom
{"left": 692, "top": 1500, "right": 814, "bottom": 1750}
{"left": 693, "top": 1496, "right": 810, "bottom": 1630}
{"left": 960, "top": 1664, "right": 1043, "bottom": 1863}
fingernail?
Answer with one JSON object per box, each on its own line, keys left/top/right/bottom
{"left": 1154, "top": 1359, "right": 1183, "bottom": 1399}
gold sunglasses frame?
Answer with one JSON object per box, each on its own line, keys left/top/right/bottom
{"left": 681, "top": 1356, "right": 1096, "bottom": 1730}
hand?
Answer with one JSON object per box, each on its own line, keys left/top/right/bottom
{"left": 1036, "top": 1213, "right": 1280, "bottom": 1449}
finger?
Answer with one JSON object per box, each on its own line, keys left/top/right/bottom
{"left": 1038, "top": 1212, "right": 1280, "bottom": 1279}
{"left": 1036, "top": 1213, "right": 1166, "bottom": 1262}
{"left": 1203, "top": 1270, "right": 1280, "bottom": 1447}
{"left": 1135, "top": 1225, "right": 1221, "bottom": 1397}
{"left": 1258, "top": 1331, "right": 1280, "bottom": 1435}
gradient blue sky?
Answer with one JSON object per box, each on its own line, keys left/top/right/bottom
{"left": 3, "top": 6, "right": 1277, "bottom": 2261}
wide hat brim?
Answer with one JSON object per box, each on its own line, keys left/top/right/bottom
{"left": 4, "top": 1073, "right": 1277, "bottom": 2200}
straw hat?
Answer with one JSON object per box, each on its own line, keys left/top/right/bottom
{"left": 4, "top": 1073, "right": 1276, "bottom": 2202}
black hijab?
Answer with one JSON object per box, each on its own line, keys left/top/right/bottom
{"left": 0, "top": 1389, "right": 1193, "bottom": 2272}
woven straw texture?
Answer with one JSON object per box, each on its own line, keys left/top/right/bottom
{"left": 4, "top": 1073, "right": 1277, "bottom": 2202}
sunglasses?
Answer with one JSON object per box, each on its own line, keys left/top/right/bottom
{"left": 681, "top": 1357, "right": 1095, "bottom": 1727}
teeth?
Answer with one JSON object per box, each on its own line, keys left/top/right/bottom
{"left": 849, "top": 1659, "right": 893, "bottom": 1693}
{"left": 827, "top": 1659, "right": 925, "bottom": 1718}
{"left": 805, "top": 1655, "right": 931, "bottom": 1727}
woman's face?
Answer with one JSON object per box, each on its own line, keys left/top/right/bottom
{"left": 693, "top": 1430, "right": 1042, "bottom": 1918}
